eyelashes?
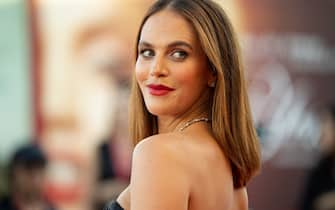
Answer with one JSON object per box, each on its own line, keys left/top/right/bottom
{"left": 138, "top": 48, "right": 189, "bottom": 61}
{"left": 171, "top": 50, "right": 188, "bottom": 60}
{"left": 139, "top": 49, "right": 155, "bottom": 58}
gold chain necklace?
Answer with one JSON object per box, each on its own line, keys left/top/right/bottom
{"left": 178, "top": 117, "right": 210, "bottom": 132}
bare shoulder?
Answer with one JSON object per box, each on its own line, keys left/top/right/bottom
{"left": 135, "top": 132, "right": 186, "bottom": 148}
{"left": 133, "top": 133, "right": 189, "bottom": 165}
{"left": 130, "top": 133, "right": 236, "bottom": 210}
{"left": 130, "top": 133, "right": 191, "bottom": 209}
{"left": 133, "top": 132, "right": 231, "bottom": 175}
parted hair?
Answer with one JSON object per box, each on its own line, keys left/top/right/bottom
{"left": 129, "top": 0, "right": 261, "bottom": 188}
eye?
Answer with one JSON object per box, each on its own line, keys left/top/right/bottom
{"left": 171, "top": 50, "right": 188, "bottom": 60}
{"left": 139, "top": 49, "right": 155, "bottom": 58}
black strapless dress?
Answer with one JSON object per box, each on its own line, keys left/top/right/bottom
{"left": 103, "top": 201, "right": 124, "bottom": 210}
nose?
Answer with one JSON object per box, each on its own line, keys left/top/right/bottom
{"left": 149, "top": 56, "right": 168, "bottom": 77}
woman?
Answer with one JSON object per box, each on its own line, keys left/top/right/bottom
{"left": 105, "top": 0, "right": 261, "bottom": 209}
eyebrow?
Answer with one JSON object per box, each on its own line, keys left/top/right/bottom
{"left": 138, "top": 40, "right": 193, "bottom": 51}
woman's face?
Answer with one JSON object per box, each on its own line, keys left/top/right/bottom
{"left": 135, "top": 9, "right": 213, "bottom": 117}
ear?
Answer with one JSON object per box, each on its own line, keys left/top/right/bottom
{"left": 207, "top": 69, "right": 217, "bottom": 88}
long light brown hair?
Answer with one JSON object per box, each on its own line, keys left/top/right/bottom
{"left": 129, "top": 0, "right": 261, "bottom": 188}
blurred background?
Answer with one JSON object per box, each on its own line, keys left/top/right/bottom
{"left": 0, "top": 0, "right": 334, "bottom": 210}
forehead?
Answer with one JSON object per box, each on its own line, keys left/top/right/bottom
{"left": 140, "top": 9, "right": 198, "bottom": 45}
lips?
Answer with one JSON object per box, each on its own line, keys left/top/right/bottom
{"left": 147, "top": 84, "right": 175, "bottom": 96}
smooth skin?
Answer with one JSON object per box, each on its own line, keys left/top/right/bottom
{"left": 117, "top": 9, "right": 248, "bottom": 210}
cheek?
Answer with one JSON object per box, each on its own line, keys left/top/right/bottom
{"left": 135, "top": 61, "right": 148, "bottom": 85}
{"left": 175, "top": 65, "right": 208, "bottom": 88}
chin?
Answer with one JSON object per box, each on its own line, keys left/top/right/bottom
{"left": 146, "top": 106, "right": 167, "bottom": 116}
{"left": 146, "top": 104, "right": 177, "bottom": 117}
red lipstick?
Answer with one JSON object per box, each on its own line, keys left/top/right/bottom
{"left": 147, "top": 84, "right": 174, "bottom": 96}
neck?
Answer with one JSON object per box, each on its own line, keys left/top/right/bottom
{"left": 157, "top": 88, "right": 212, "bottom": 133}
{"left": 158, "top": 108, "right": 209, "bottom": 133}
